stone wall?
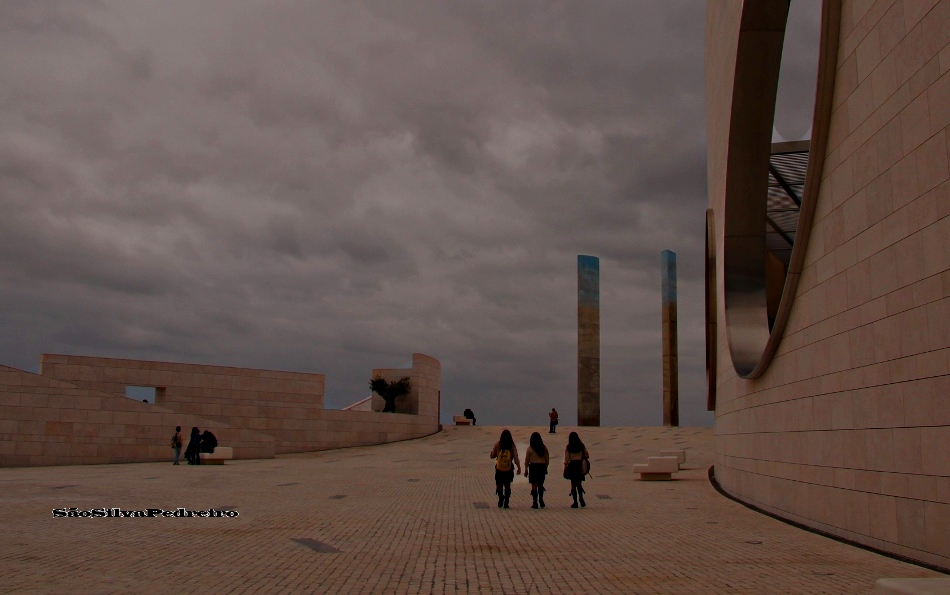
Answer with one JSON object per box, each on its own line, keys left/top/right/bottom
{"left": 707, "top": 0, "right": 950, "bottom": 570}
{"left": 40, "top": 354, "right": 326, "bottom": 454}
{"left": 38, "top": 353, "right": 441, "bottom": 456}
{"left": 0, "top": 364, "right": 275, "bottom": 466}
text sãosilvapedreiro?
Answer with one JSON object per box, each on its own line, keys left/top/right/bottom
{"left": 52, "top": 507, "right": 238, "bottom": 518}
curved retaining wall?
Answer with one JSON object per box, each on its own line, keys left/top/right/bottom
{"left": 39, "top": 353, "right": 441, "bottom": 456}
{"left": 0, "top": 353, "right": 439, "bottom": 466}
{"left": 707, "top": 0, "right": 950, "bottom": 570}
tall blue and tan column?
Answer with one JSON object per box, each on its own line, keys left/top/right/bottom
{"left": 661, "top": 250, "right": 679, "bottom": 426}
{"left": 577, "top": 255, "right": 600, "bottom": 426}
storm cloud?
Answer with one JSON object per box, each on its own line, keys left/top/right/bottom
{"left": 0, "top": 2, "right": 820, "bottom": 427}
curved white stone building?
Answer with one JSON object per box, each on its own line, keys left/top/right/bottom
{"left": 706, "top": 0, "right": 950, "bottom": 570}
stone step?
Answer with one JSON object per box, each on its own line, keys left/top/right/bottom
{"left": 875, "top": 578, "right": 950, "bottom": 594}
{"left": 659, "top": 449, "right": 686, "bottom": 467}
{"left": 644, "top": 456, "right": 680, "bottom": 473}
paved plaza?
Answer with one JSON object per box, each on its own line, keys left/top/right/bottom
{"left": 0, "top": 425, "right": 943, "bottom": 594}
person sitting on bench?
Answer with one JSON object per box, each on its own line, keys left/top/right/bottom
{"left": 463, "top": 408, "right": 476, "bottom": 426}
{"left": 199, "top": 429, "right": 218, "bottom": 454}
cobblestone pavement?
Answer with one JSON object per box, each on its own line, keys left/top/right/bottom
{"left": 0, "top": 425, "right": 942, "bottom": 593}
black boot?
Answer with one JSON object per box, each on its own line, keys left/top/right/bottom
{"left": 570, "top": 486, "right": 578, "bottom": 508}
{"left": 497, "top": 485, "right": 504, "bottom": 508}
{"left": 531, "top": 488, "right": 538, "bottom": 509}
{"left": 538, "top": 487, "right": 545, "bottom": 508}
{"left": 579, "top": 485, "right": 586, "bottom": 508}
{"left": 503, "top": 485, "right": 511, "bottom": 509}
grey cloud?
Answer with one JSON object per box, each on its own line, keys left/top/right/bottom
{"left": 775, "top": 0, "right": 822, "bottom": 141}
{"left": 0, "top": 1, "right": 816, "bottom": 427}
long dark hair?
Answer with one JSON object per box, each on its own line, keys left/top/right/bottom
{"left": 191, "top": 427, "right": 200, "bottom": 436}
{"left": 567, "top": 431, "right": 584, "bottom": 453}
{"left": 499, "top": 429, "right": 514, "bottom": 451}
{"left": 529, "top": 432, "right": 545, "bottom": 457}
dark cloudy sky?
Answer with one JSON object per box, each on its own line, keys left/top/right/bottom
{"left": 0, "top": 2, "right": 820, "bottom": 427}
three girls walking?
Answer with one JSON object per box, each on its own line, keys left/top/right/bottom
{"left": 490, "top": 429, "right": 589, "bottom": 509}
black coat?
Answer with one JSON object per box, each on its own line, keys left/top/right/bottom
{"left": 199, "top": 431, "right": 218, "bottom": 453}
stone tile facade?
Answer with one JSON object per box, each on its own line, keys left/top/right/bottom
{"left": 0, "top": 353, "right": 440, "bottom": 466}
{"left": 707, "top": 0, "right": 950, "bottom": 571}
{"left": 40, "top": 354, "right": 327, "bottom": 455}
{"left": 0, "top": 364, "right": 275, "bottom": 466}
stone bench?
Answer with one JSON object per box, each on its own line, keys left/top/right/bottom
{"left": 452, "top": 416, "right": 471, "bottom": 426}
{"left": 633, "top": 456, "right": 679, "bottom": 480}
{"left": 659, "top": 449, "right": 686, "bottom": 469}
{"left": 199, "top": 447, "right": 233, "bottom": 465}
{"left": 875, "top": 578, "right": 950, "bottom": 594}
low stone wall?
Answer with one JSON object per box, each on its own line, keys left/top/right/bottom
{"left": 295, "top": 408, "right": 439, "bottom": 451}
{"left": 0, "top": 364, "right": 275, "bottom": 467}
{"left": 37, "top": 353, "right": 441, "bottom": 455}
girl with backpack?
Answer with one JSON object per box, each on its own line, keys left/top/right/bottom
{"left": 490, "top": 429, "right": 521, "bottom": 508}
{"left": 564, "top": 431, "right": 589, "bottom": 508}
{"left": 523, "top": 432, "right": 549, "bottom": 509}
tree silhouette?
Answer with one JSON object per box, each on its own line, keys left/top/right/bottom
{"left": 369, "top": 376, "right": 411, "bottom": 413}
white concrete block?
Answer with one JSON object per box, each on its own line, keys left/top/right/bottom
{"left": 660, "top": 449, "right": 686, "bottom": 466}
{"left": 874, "top": 578, "right": 950, "bottom": 594}
{"left": 199, "top": 446, "right": 233, "bottom": 464}
{"left": 645, "top": 456, "right": 680, "bottom": 473}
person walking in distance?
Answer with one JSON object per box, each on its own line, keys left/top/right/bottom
{"left": 490, "top": 429, "right": 521, "bottom": 508}
{"left": 523, "top": 432, "right": 550, "bottom": 509}
{"left": 171, "top": 426, "right": 183, "bottom": 465}
{"left": 564, "top": 431, "right": 589, "bottom": 508}
{"left": 549, "top": 408, "right": 559, "bottom": 433}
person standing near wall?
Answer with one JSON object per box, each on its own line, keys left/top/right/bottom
{"left": 549, "top": 408, "right": 559, "bottom": 433}
{"left": 523, "top": 432, "right": 549, "bottom": 509}
{"left": 185, "top": 427, "right": 201, "bottom": 465}
{"left": 564, "top": 431, "right": 589, "bottom": 508}
{"left": 171, "top": 426, "right": 182, "bottom": 465}
{"left": 490, "top": 429, "right": 520, "bottom": 509}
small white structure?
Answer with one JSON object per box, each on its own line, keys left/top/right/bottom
{"left": 874, "top": 578, "right": 950, "bottom": 594}
{"left": 659, "top": 449, "right": 686, "bottom": 469}
{"left": 633, "top": 456, "right": 679, "bottom": 481}
{"left": 199, "top": 446, "right": 233, "bottom": 465}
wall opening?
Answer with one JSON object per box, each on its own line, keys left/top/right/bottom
{"left": 765, "top": 1, "right": 820, "bottom": 330}
{"left": 720, "top": 0, "right": 834, "bottom": 378}
{"left": 124, "top": 386, "right": 166, "bottom": 404}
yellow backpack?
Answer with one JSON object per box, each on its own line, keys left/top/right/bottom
{"left": 495, "top": 449, "right": 512, "bottom": 471}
